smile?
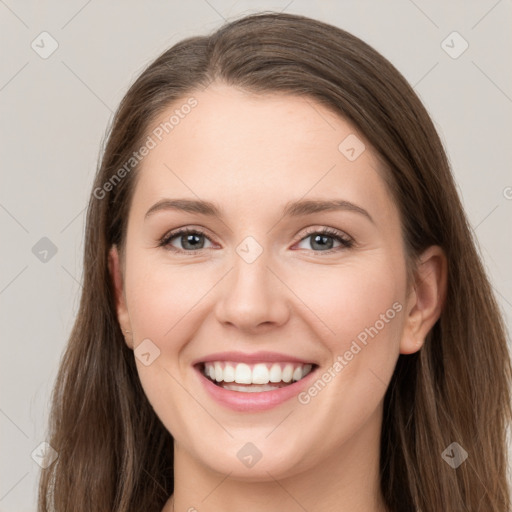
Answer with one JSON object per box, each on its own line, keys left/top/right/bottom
{"left": 194, "top": 353, "right": 319, "bottom": 411}
{"left": 201, "top": 361, "right": 314, "bottom": 392}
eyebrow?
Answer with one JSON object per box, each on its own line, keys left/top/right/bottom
{"left": 144, "top": 198, "right": 374, "bottom": 223}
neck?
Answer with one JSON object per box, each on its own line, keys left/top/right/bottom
{"left": 164, "top": 404, "right": 387, "bottom": 512}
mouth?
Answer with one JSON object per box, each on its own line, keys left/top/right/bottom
{"left": 197, "top": 361, "right": 317, "bottom": 393}
{"left": 194, "top": 360, "right": 318, "bottom": 412}
{"left": 192, "top": 351, "right": 320, "bottom": 411}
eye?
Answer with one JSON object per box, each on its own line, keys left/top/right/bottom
{"left": 158, "top": 226, "right": 354, "bottom": 255}
{"left": 158, "top": 228, "right": 213, "bottom": 253}
{"left": 294, "top": 227, "right": 354, "bottom": 254}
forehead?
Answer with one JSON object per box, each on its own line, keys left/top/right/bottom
{"left": 130, "top": 83, "right": 395, "bottom": 223}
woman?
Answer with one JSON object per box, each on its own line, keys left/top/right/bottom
{"left": 38, "top": 11, "right": 512, "bottom": 512}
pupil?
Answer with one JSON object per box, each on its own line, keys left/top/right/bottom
{"left": 312, "top": 234, "right": 332, "bottom": 250}
{"left": 184, "top": 233, "right": 202, "bottom": 249}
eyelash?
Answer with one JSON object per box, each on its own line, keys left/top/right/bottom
{"left": 158, "top": 226, "right": 354, "bottom": 255}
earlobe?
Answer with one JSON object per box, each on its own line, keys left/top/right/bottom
{"left": 108, "top": 245, "right": 133, "bottom": 349}
{"left": 400, "top": 246, "right": 447, "bottom": 354}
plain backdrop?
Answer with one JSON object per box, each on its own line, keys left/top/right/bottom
{"left": 1, "top": 1, "right": 511, "bottom": 510}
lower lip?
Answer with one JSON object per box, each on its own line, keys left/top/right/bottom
{"left": 195, "top": 365, "right": 317, "bottom": 412}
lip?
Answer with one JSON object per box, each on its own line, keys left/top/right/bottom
{"left": 192, "top": 351, "right": 317, "bottom": 366}
{"left": 194, "top": 362, "right": 318, "bottom": 412}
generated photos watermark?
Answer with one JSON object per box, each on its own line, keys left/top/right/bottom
{"left": 93, "top": 97, "right": 198, "bottom": 200}
{"left": 298, "top": 301, "right": 403, "bottom": 404}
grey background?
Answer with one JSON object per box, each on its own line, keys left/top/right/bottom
{"left": 1, "top": 0, "right": 511, "bottom": 510}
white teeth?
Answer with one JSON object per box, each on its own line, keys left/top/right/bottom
{"left": 234, "top": 363, "right": 252, "bottom": 384}
{"left": 222, "top": 383, "right": 283, "bottom": 393}
{"left": 223, "top": 363, "right": 235, "bottom": 382}
{"left": 252, "top": 363, "right": 270, "bottom": 384}
{"left": 292, "top": 366, "right": 303, "bottom": 382}
{"left": 214, "top": 362, "right": 223, "bottom": 382}
{"left": 269, "top": 363, "right": 282, "bottom": 383}
{"left": 202, "top": 361, "right": 314, "bottom": 386}
{"left": 282, "top": 364, "right": 293, "bottom": 383}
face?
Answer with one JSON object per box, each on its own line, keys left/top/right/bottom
{"left": 110, "top": 83, "right": 425, "bottom": 480}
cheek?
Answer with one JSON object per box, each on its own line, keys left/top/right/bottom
{"left": 291, "top": 261, "right": 404, "bottom": 445}
{"left": 123, "top": 259, "right": 205, "bottom": 431}
{"left": 290, "top": 257, "right": 405, "bottom": 352}
{"left": 125, "top": 255, "right": 202, "bottom": 341}
{"left": 290, "top": 255, "right": 405, "bottom": 425}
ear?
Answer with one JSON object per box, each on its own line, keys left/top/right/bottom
{"left": 108, "top": 245, "right": 133, "bottom": 349}
{"left": 400, "top": 245, "right": 447, "bottom": 354}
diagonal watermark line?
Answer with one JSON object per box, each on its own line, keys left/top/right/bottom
{"left": 0, "top": 61, "right": 29, "bottom": 92}
{"left": 160, "top": 365, "right": 234, "bottom": 438}
{"left": 265, "top": 266, "right": 336, "bottom": 335}
{"left": 201, "top": 472, "right": 232, "bottom": 502}
{"left": 266, "top": 471, "right": 310, "bottom": 511}
{"left": 202, "top": 0, "right": 226, "bottom": 21}
{"left": 491, "top": 283, "right": 512, "bottom": 310}
{"left": 368, "top": 367, "right": 387, "bottom": 388}
{"left": 280, "top": 0, "right": 295, "bottom": 13}
{"left": 199, "top": 76, "right": 215, "bottom": 93}
{"left": 406, "top": 0, "right": 439, "bottom": 28}
{"left": 61, "top": 265, "right": 83, "bottom": 289}
{"left": 0, "top": 0, "right": 29, "bottom": 28}
{"left": 141, "top": 467, "right": 169, "bottom": 498}
{"left": 0, "top": 472, "right": 29, "bottom": 501}
{"left": 304, "top": 98, "right": 336, "bottom": 130}
{"left": 61, "top": 61, "right": 114, "bottom": 113}
{"left": 164, "top": 268, "right": 234, "bottom": 337}
{"left": 472, "top": 204, "right": 499, "bottom": 231}
{"left": 472, "top": 61, "right": 512, "bottom": 104}
{"left": 471, "top": 0, "right": 503, "bottom": 29}
{"left": 413, "top": 62, "right": 439, "bottom": 89}
{"left": 0, "top": 408, "right": 29, "bottom": 438}
{"left": 0, "top": 203, "right": 29, "bottom": 233}
{"left": 265, "top": 410, "right": 294, "bottom": 438}
{"left": 61, "top": 0, "right": 93, "bottom": 29}
{"left": 456, "top": 441, "right": 494, "bottom": 508}
{"left": 60, "top": 206, "right": 86, "bottom": 233}
{"left": 0, "top": 265, "right": 28, "bottom": 295}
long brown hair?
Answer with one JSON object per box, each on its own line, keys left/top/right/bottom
{"left": 38, "top": 11, "right": 512, "bottom": 512}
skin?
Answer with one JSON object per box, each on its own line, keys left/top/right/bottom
{"left": 109, "top": 83, "right": 446, "bottom": 512}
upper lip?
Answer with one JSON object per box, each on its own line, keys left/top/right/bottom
{"left": 192, "top": 351, "right": 317, "bottom": 366}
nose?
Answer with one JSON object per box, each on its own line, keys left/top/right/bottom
{"left": 214, "top": 248, "right": 291, "bottom": 334}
